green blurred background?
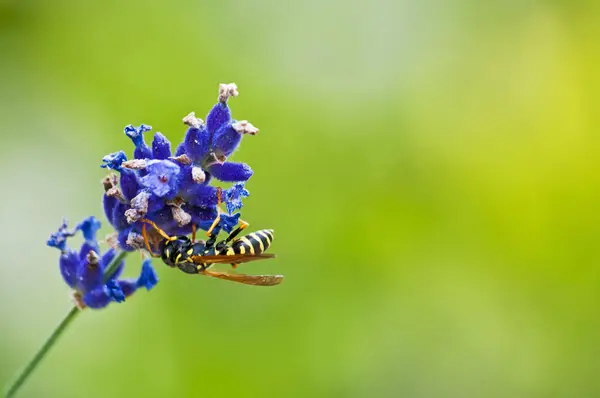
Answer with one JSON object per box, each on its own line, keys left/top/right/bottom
{"left": 2, "top": 0, "right": 600, "bottom": 397}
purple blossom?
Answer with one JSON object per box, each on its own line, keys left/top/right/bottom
{"left": 47, "top": 217, "right": 158, "bottom": 310}
{"left": 224, "top": 182, "right": 250, "bottom": 214}
{"left": 140, "top": 160, "right": 181, "bottom": 198}
{"left": 124, "top": 124, "right": 153, "bottom": 159}
{"left": 46, "top": 83, "right": 266, "bottom": 311}
{"left": 101, "top": 151, "right": 128, "bottom": 171}
{"left": 101, "top": 83, "right": 260, "bottom": 251}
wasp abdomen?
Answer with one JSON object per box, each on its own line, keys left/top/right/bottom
{"left": 229, "top": 229, "right": 274, "bottom": 255}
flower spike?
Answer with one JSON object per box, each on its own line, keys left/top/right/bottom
{"left": 48, "top": 216, "right": 158, "bottom": 310}
{"left": 99, "top": 83, "right": 261, "bottom": 247}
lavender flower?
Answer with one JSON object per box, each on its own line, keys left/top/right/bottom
{"left": 101, "top": 83, "right": 258, "bottom": 252}
{"left": 3, "top": 83, "right": 269, "bottom": 398}
{"left": 47, "top": 217, "right": 158, "bottom": 309}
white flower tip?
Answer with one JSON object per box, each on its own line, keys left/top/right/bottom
{"left": 102, "top": 173, "right": 118, "bottom": 192}
{"left": 105, "top": 232, "right": 120, "bottom": 250}
{"left": 71, "top": 291, "right": 86, "bottom": 310}
{"left": 171, "top": 206, "right": 192, "bottom": 227}
{"left": 183, "top": 112, "right": 204, "bottom": 129}
{"left": 122, "top": 159, "right": 148, "bottom": 170}
{"left": 86, "top": 250, "right": 100, "bottom": 265}
{"left": 126, "top": 231, "right": 146, "bottom": 250}
{"left": 232, "top": 120, "right": 259, "bottom": 135}
{"left": 218, "top": 83, "right": 239, "bottom": 103}
{"left": 166, "top": 198, "right": 191, "bottom": 226}
{"left": 170, "top": 154, "right": 192, "bottom": 165}
{"left": 191, "top": 166, "right": 206, "bottom": 183}
{"left": 106, "top": 186, "right": 127, "bottom": 203}
{"left": 124, "top": 209, "right": 140, "bottom": 224}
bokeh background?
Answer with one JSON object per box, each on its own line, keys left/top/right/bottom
{"left": 2, "top": 1, "right": 600, "bottom": 397}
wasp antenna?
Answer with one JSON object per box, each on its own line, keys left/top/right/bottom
{"left": 206, "top": 187, "right": 224, "bottom": 237}
{"left": 139, "top": 218, "right": 176, "bottom": 241}
{"left": 224, "top": 220, "right": 250, "bottom": 243}
{"left": 141, "top": 223, "right": 162, "bottom": 257}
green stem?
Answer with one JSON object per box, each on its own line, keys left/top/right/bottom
{"left": 103, "top": 250, "right": 128, "bottom": 284}
{"left": 3, "top": 250, "right": 129, "bottom": 398}
{"left": 3, "top": 307, "right": 81, "bottom": 398}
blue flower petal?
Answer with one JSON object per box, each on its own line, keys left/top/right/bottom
{"left": 140, "top": 160, "right": 181, "bottom": 198}
{"left": 184, "top": 126, "right": 211, "bottom": 162}
{"left": 175, "top": 142, "right": 186, "bottom": 156}
{"left": 59, "top": 249, "right": 79, "bottom": 288}
{"left": 220, "top": 213, "right": 241, "bottom": 233}
{"left": 77, "top": 216, "right": 101, "bottom": 242}
{"left": 181, "top": 183, "right": 219, "bottom": 207}
{"left": 106, "top": 280, "right": 126, "bottom": 303}
{"left": 195, "top": 213, "right": 240, "bottom": 234}
{"left": 147, "top": 194, "right": 166, "bottom": 214}
{"left": 208, "top": 162, "right": 253, "bottom": 182}
{"left": 47, "top": 219, "right": 76, "bottom": 252}
{"left": 136, "top": 259, "right": 159, "bottom": 290}
{"left": 79, "top": 241, "right": 100, "bottom": 263}
{"left": 103, "top": 194, "right": 119, "bottom": 228}
{"left": 101, "top": 151, "right": 128, "bottom": 171}
{"left": 212, "top": 124, "right": 241, "bottom": 157}
{"left": 111, "top": 202, "right": 130, "bottom": 231}
{"left": 152, "top": 132, "right": 172, "bottom": 160}
{"left": 124, "top": 124, "right": 152, "bottom": 146}
{"left": 120, "top": 170, "right": 140, "bottom": 201}
{"left": 76, "top": 252, "right": 103, "bottom": 293}
{"left": 177, "top": 164, "right": 195, "bottom": 188}
{"left": 82, "top": 286, "right": 112, "bottom": 309}
{"left": 125, "top": 124, "right": 153, "bottom": 159}
{"left": 224, "top": 182, "right": 250, "bottom": 214}
{"left": 101, "top": 248, "right": 124, "bottom": 280}
{"left": 117, "top": 227, "right": 137, "bottom": 252}
{"left": 76, "top": 216, "right": 102, "bottom": 262}
{"left": 188, "top": 205, "right": 218, "bottom": 231}
{"left": 206, "top": 103, "right": 231, "bottom": 134}
{"left": 194, "top": 219, "right": 220, "bottom": 233}
{"left": 117, "top": 280, "right": 138, "bottom": 297}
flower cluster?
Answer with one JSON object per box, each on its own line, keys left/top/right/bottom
{"left": 101, "top": 83, "right": 256, "bottom": 252}
{"left": 47, "top": 83, "right": 259, "bottom": 309}
{"left": 47, "top": 217, "right": 158, "bottom": 309}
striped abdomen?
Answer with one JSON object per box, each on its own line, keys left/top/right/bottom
{"left": 226, "top": 229, "right": 274, "bottom": 256}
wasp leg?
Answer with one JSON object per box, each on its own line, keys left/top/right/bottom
{"left": 204, "top": 190, "right": 247, "bottom": 251}
{"left": 139, "top": 218, "right": 177, "bottom": 242}
{"left": 206, "top": 187, "right": 223, "bottom": 237}
{"left": 205, "top": 237, "right": 217, "bottom": 250}
{"left": 142, "top": 223, "right": 161, "bottom": 257}
{"left": 211, "top": 219, "right": 249, "bottom": 255}
{"left": 224, "top": 219, "right": 249, "bottom": 243}
{"left": 191, "top": 223, "right": 197, "bottom": 243}
{"left": 231, "top": 263, "right": 239, "bottom": 269}
{"left": 205, "top": 228, "right": 219, "bottom": 250}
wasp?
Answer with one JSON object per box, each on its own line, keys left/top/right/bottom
{"left": 139, "top": 189, "right": 282, "bottom": 286}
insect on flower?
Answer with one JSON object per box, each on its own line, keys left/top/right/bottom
{"left": 139, "top": 188, "right": 282, "bottom": 286}
{"left": 100, "top": 83, "right": 258, "bottom": 253}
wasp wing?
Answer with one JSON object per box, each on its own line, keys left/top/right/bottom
{"left": 190, "top": 253, "right": 275, "bottom": 265}
{"left": 201, "top": 269, "right": 283, "bottom": 286}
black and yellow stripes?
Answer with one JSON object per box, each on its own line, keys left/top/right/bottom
{"left": 230, "top": 229, "right": 274, "bottom": 255}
